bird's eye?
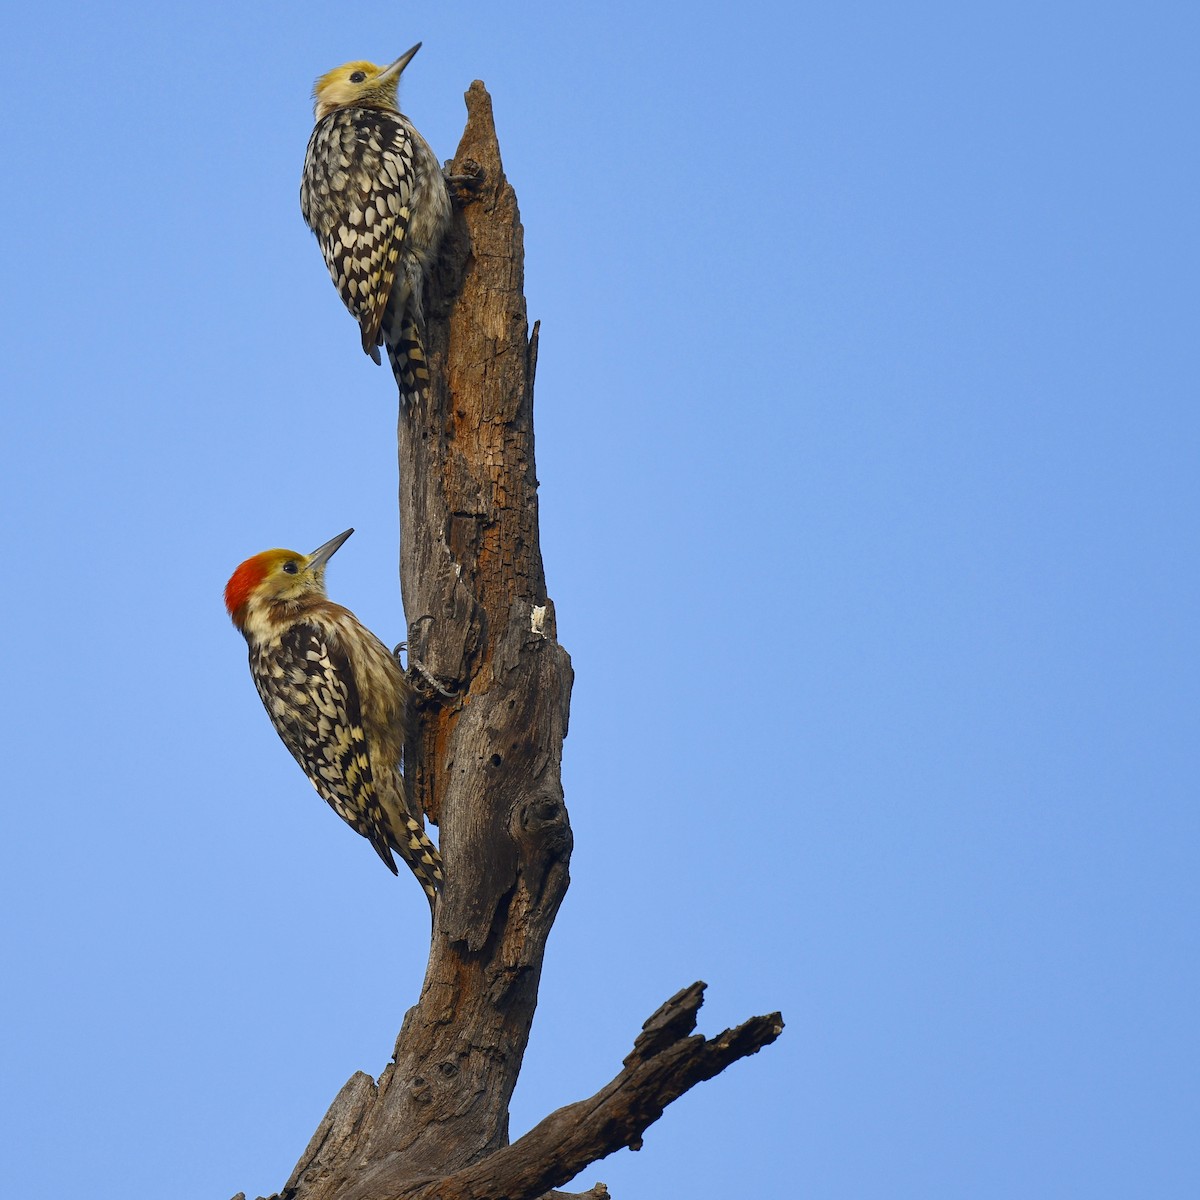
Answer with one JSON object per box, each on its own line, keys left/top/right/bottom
{"left": 349, "top": 70, "right": 367, "bottom": 83}
{"left": 283, "top": 561, "right": 299, "bottom": 574}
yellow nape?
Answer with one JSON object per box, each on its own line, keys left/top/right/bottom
{"left": 312, "top": 59, "right": 400, "bottom": 120}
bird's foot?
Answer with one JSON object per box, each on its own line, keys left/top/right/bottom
{"left": 394, "top": 643, "right": 458, "bottom": 701}
{"left": 443, "top": 159, "right": 485, "bottom": 202}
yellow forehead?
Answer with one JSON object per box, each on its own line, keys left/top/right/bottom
{"left": 225, "top": 548, "right": 311, "bottom": 617}
{"left": 259, "top": 548, "right": 305, "bottom": 570}
{"left": 315, "top": 61, "right": 388, "bottom": 93}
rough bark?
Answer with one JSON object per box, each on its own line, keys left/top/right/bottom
{"left": 240, "top": 82, "right": 782, "bottom": 1200}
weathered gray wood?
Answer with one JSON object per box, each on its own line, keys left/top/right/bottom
{"left": 404, "top": 983, "right": 783, "bottom": 1200}
{"left": 243, "top": 82, "right": 781, "bottom": 1200}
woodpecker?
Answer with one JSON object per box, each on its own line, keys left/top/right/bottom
{"left": 224, "top": 528, "right": 442, "bottom": 907}
{"left": 300, "top": 45, "right": 452, "bottom": 409}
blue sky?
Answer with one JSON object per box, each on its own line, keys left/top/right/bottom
{"left": 1, "top": 1, "right": 1196, "bottom": 1196}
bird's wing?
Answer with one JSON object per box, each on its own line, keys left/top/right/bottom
{"left": 254, "top": 622, "right": 398, "bottom": 873}
{"left": 302, "top": 111, "right": 415, "bottom": 359}
{"left": 352, "top": 112, "right": 416, "bottom": 354}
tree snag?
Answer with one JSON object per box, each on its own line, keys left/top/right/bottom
{"left": 239, "top": 81, "right": 782, "bottom": 1200}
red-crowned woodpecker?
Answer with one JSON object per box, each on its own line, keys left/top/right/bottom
{"left": 224, "top": 528, "right": 441, "bottom": 906}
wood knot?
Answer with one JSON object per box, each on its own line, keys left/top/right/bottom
{"left": 408, "top": 1056, "right": 463, "bottom": 1106}
{"left": 518, "top": 795, "right": 565, "bottom": 834}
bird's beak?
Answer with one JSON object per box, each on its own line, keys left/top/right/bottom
{"left": 308, "top": 528, "right": 354, "bottom": 571}
{"left": 375, "top": 43, "right": 422, "bottom": 86}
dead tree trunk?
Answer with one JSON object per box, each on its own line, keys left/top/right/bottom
{"left": 243, "top": 82, "right": 782, "bottom": 1200}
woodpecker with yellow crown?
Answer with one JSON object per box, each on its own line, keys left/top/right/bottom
{"left": 224, "top": 528, "right": 442, "bottom": 907}
{"left": 300, "top": 45, "right": 452, "bottom": 409}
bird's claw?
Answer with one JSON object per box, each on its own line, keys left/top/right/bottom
{"left": 395, "top": 643, "right": 457, "bottom": 701}
{"left": 443, "top": 160, "right": 485, "bottom": 200}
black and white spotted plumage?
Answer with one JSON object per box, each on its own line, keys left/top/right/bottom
{"left": 225, "top": 530, "right": 442, "bottom": 909}
{"left": 300, "top": 57, "right": 451, "bottom": 410}
{"left": 248, "top": 617, "right": 441, "bottom": 906}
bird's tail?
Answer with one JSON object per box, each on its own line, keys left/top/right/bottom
{"left": 391, "top": 807, "right": 443, "bottom": 912}
{"left": 385, "top": 312, "right": 432, "bottom": 412}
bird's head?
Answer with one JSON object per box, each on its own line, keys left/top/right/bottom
{"left": 312, "top": 45, "right": 421, "bottom": 120}
{"left": 224, "top": 528, "right": 353, "bottom": 629}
